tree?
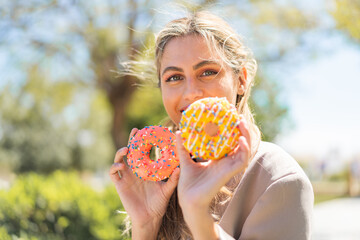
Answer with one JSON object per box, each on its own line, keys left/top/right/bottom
{"left": 0, "top": 66, "right": 114, "bottom": 173}
{"left": 0, "top": 67, "right": 78, "bottom": 173}
{"left": 331, "top": 0, "right": 360, "bottom": 42}
{"left": 1, "top": 0, "right": 321, "bottom": 173}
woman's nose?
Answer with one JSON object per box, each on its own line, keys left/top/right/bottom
{"left": 183, "top": 77, "right": 203, "bottom": 101}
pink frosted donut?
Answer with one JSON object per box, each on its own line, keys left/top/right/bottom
{"left": 127, "top": 126, "right": 179, "bottom": 181}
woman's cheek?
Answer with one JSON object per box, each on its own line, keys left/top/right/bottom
{"left": 161, "top": 92, "right": 178, "bottom": 121}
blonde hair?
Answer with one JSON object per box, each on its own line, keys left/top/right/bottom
{"left": 122, "top": 11, "right": 261, "bottom": 240}
{"left": 154, "top": 11, "right": 261, "bottom": 239}
{"left": 155, "top": 11, "right": 260, "bottom": 149}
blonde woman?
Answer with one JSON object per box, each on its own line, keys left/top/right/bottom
{"left": 110, "top": 11, "right": 313, "bottom": 240}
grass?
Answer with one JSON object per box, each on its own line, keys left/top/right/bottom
{"left": 312, "top": 180, "right": 351, "bottom": 205}
{"left": 314, "top": 193, "right": 349, "bottom": 205}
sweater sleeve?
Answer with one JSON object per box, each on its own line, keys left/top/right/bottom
{"left": 216, "top": 173, "right": 313, "bottom": 240}
{"left": 237, "top": 173, "right": 314, "bottom": 240}
{"left": 217, "top": 142, "right": 314, "bottom": 240}
{"left": 215, "top": 223, "right": 236, "bottom": 239}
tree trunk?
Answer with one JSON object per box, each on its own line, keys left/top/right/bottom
{"left": 108, "top": 76, "right": 137, "bottom": 149}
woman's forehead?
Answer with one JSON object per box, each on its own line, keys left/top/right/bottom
{"left": 160, "top": 35, "right": 224, "bottom": 69}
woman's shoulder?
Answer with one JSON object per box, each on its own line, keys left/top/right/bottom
{"left": 219, "top": 141, "right": 314, "bottom": 238}
{"left": 245, "top": 141, "right": 311, "bottom": 187}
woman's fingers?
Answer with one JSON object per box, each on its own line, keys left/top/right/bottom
{"left": 239, "top": 118, "right": 251, "bottom": 150}
{"left": 112, "top": 128, "right": 139, "bottom": 177}
{"left": 114, "top": 128, "right": 138, "bottom": 164}
{"left": 175, "top": 131, "right": 194, "bottom": 167}
{"left": 114, "top": 147, "right": 128, "bottom": 163}
{"left": 162, "top": 167, "right": 180, "bottom": 195}
{"left": 128, "top": 128, "right": 138, "bottom": 143}
{"left": 215, "top": 135, "right": 250, "bottom": 177}
{"left": 109, "top": 162, "right": 126, "bottom": 181}
{"left": 204, "top": 130, "right": 250, "bottom": 182}
{"left": 166, "top": 167, "right": 180, "bottom": 186}
{"left": 231, "top": 136, "right": 250, "bottom": 171}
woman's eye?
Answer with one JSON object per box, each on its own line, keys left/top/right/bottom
{"left": 201, "top": 70, "right": 218, "bottom": 76}
{"left": 166, "top": 75, "right": 183, "bottom": 82}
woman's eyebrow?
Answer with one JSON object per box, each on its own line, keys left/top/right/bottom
{"left": 161, "top": 66, "right": 183, "bottom": 76}
{"left": 193, "top": 60, "right": 220, "bottom": 70}
{"left": 161, "top": 60, "right": 220, "bottom": 76}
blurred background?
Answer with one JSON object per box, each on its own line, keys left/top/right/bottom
{"left": 0, "top": 0, "right": 359, "bottom": 239}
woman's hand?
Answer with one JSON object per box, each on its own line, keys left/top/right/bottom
{"left": 176, "top": 119, "right": 252, "bottom": 240}
{"left": 109, "top": 128, "right": 180, "bottom": 239}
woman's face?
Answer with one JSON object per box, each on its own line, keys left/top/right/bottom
{"left": 160, "top": 34, "right": 241, "bottom": 125}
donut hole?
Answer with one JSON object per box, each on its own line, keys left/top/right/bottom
{"left": 149, "top": 145, "right": 162, "bottom": 161}
{"left": 204, "top": 122, "right": 219, "bottom": 137}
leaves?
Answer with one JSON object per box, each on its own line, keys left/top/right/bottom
{"left": 0, "top": 171, "right": 128, "bottom": 240}
{"left": 332, "top": 0, "right": 360, "bottom": 41}
{"left": 251, "top": 74, "right": 290, "bottom": 142}
{"left": 0, "top": 0, "right": 335, "bottom": 173}
{"left": 251, "top": 2, "right": 317, "bottom": 30}
{"left": 125, "top": 87, "right": 168, "bottom": 131}
{"left": 0, "top": 67, "right": 114, "bottom": 173}
{"left": 23, "top": 66, "right": 76, "bottom": 115}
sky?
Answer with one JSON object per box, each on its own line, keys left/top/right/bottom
{"left": 1, "top": 0, "right": 359, "bottom": 166}
{"left": 275, "top": 44, "right": 360, "bottom": 162}
{"left": 150, "top": 1, "right": 360, "bottom": 164}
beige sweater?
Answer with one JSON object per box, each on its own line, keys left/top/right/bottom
{"left": 217, "top": 142, "right": 314, "bottom": 240}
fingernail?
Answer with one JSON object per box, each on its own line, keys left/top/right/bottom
{"left": 118, "top": 147, "right": 127, "bottom": 153}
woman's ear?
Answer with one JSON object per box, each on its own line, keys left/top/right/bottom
{"left": 237, "top": 67, "right": 248, "bottom": 95}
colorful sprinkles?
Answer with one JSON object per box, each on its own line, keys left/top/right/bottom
{"left": 179, "top": 97, "right": 242, "bottom": 161}
{"left": 127, "top": 126, "right": 179, "bottom": 181}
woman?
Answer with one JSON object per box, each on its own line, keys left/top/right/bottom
{"left": 110, "top": 11, "right": 313, "bottom": 240}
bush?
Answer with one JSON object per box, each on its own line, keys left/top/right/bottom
{"left": 0, "top": 171, "right": 129, "bottom": 240}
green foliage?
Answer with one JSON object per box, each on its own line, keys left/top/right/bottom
{"left": 0, "top": 83, "right": 75, "bottom": 173}
{"left": 251, "top": 76, "right": 290, "bottom": 141}
{"left": 23, "top": 67, "right": 77, "bottom": 115}
{"left": 250, "top": 2, "right": 316, "bottom": 30}
{"left": 0, "top": 227, "right": 12, "bottom": 240}
{"left": 125, "top": 87, "right": 168, "bottom": 131}
{"left": 0, "top": 171, "right": 128, "bottom": 240}
{"left": 328, "top": 168, "right": 350, "bottom": 182}
{"left": 1, "top": 0, "right": 333, "bottom": 172}
{"left": 0, "top": 67, "right": 114, "bottom": 174}
{"left": 332, "top": 0, "right": 360, "bottom": 41}
{"left": 75, "top": 88, "right": 115, "bottom": 171}
{"left": 314, "top": 193, "right": 349, "bottom": 205}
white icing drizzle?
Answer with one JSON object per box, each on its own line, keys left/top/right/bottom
{"left": 198, "top": 102, "right": 222, "bottom": 156}
{"left": 214, "top": 115, "right": 237, "bottom": 158}
{"left": 182, "top": 98, "right": 240, "bottom": 159}
{"left": 186, "top": 103, "right": 205, "bottom": 150}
